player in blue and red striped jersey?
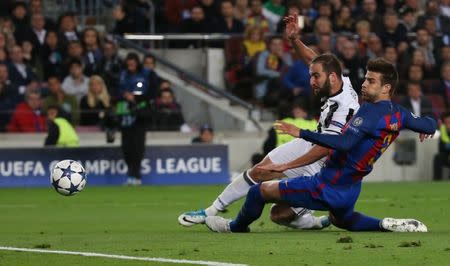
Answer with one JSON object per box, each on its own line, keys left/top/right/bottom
{"left": 205, "top": 58, "right": 437, "bottom": 233}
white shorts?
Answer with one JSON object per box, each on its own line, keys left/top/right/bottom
{"left": 267, "top": 138, "right": 324, "bottom": 178}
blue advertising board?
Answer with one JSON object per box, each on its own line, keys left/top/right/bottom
{"left": 0, "top": 145, "right": 229, "bottom": 187}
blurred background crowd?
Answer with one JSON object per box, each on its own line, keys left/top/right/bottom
{"left": 0, "top": 0, "right": 449, "bottom": 134}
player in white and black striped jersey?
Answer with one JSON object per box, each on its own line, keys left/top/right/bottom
{"left": 178, "top": 16, "right": 360, "bottom": 230}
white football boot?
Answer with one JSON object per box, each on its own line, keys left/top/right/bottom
{"left": 205, "top": 216, "right": 233, "bottom": 233}
{"left": 381, "top": 218, "right": 428, "bottom": 232}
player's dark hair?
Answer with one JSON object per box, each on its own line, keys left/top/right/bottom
{"left": 311, "top": 53, "right": 342, "bottom": 80}
{"left": 366, "top": 57, "right": 399, "bottom": 96}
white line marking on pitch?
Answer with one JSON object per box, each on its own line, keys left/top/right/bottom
{"left": 0, "top": 246, "right": 247, "bottom": 266}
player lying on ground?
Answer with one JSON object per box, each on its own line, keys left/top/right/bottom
{"left": 179, "top": 16, "right": 359, "bottom": 230}
{"left": 205, "top": 58, "right": 436, "bottom": 233}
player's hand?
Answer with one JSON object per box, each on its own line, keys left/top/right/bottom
{"left": 257, "top": 162, "right": 289, "bottom": 173}
{"left": 274, "top": 120, "right": 301, "bottom": 138}
{"left": 419, "top": 133, "right": 434, "bottom": 142}
{"left": 284, "top": 15, "right": 299, "bottom": 40}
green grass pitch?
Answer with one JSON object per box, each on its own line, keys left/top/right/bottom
{"left": 0, "top": 182, "right": 449, "bottom": 265}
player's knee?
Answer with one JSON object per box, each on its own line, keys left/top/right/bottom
{"left": 259, "top": 182, "right": 277, "bottom": 200}
{"left": 270, "top": 204, "right": 295, "bottom": 225}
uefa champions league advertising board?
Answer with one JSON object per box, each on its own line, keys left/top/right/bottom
{"left": 0, "top": 145, "right": 229, "bottom": 187}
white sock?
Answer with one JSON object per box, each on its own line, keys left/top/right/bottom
{"left": 207, "top": 170, "right": 256, "bottom": 215}
{"left": 289, "top": 209, "right": 320, "bottom": 229}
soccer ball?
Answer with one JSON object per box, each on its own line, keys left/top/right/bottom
{"left": 51, "top": 160, "right": 87, "bottom": 196}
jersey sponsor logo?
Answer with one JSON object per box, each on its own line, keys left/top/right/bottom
{"left": 352, "top": 117, "right": 363, "bottom": 127}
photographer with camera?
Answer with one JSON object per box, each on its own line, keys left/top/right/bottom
{"left": 115, "top": 52, "right": 154, "bottom": 186}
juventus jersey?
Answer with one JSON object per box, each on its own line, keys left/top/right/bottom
{"left": 317, "top": 76, "right": 360, "bottom": 135}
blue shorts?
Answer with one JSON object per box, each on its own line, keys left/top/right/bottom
{"left": 278, "top": 174, "right": 362, "bottom": 219}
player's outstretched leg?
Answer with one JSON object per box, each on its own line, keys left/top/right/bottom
{"left": 206, "top": 181, "right": 280, "bottom": 233}
{"left": 330, "top": 211, "right": 427, "bottom": 232}
{"left": 270, "top": 204, "right": 330, "bottom": 230}
{"left": 381, "top": 218, "right": 428, "bottom": 232}
{"left": 178, "top": 157, "right": 283, "bottom": 227}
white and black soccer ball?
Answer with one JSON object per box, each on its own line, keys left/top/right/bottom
{"left": 51, "top": 160, "right": 87, "bottom": 196}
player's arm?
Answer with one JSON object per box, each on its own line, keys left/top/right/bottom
{"left": 284, "top": 16, "right": 317, "bottom": 65}
{"left": 258, "top": 144, "right": 329, "bottom": 172}
{"left": 283, "top": 145, "right": 329, "bottom": 169}
{"left": 275, "top": 105, "right": 373, "bottom": 152}
{"left": 402, "top": 108, "right": 437, "bottom": 135}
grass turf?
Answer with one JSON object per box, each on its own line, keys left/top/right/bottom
{"left": 0, "top": 182, "right": 449, "bottom": 265}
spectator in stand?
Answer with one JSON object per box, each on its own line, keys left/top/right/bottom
{"left": 243, "top": 26, "right": 266, "bottom": 62}
{"left": 282, "top": 57, "right": 311, "bottom": 99}
{"left": 334, "top": 5, "right": 354, "bottom": 32}
{"left": 366, "top": 33, "right": 384, "bottom": 59}
{"left": 298, "top": 0, "right": 318, "bottom": 32}
{"left": 29, "top": 13, "right": 47, "bottom": 54}
{"left": 356, "top": 0, "right": 384, "bottom": 35}
{"left": 41, "top": 30, "right": 64, "bottom": 80}
{"left": 159, "top": 79, "right": 171, "bottom": 91}
{"left": 434, "top": 112, "right": 450, "bottom": 180}
{"left": 0, "top": 32, "right": 7, "bottom": 56}
{"left": 79, "top": 75, "right": 110, "bottom": 126}
{"left": 21, "top": 40, "right": 41, "bottom": 78}
{"left": 379, "top": 11, "right": 408, "bottom": 55}
{"left": 440, "top": 46, "right": 450, "bottom": 66}
{"left": 192, "top": 124, "right": 214, "bottom": 144}
{"left": 153, "top": 88, "right": 185, "bottom": 131}
{"left": 215, "top": 0, "right": 245, "bottom": 34}
{"left": 62, "top": 59, "right": 89, "bottom": 101}
{"left": 418, "top": 0, "right": 450, "bottom": 36}
{"left": 0, "top": 63, "right": 20, "bottom": 131}
{"left": 163, "top": 0, "right": 198, "bottom": 32}
{"left": 199, "top": 0, "right": 221, "bottom": 24}
{"left": 29, "top": 0, "right": 56, "bottom": 30}
{"left": 101, "top": 40, "right": 122, "bottom": 98}
{"left": 400, "top": 7, "right": 417, "bottom": 32}
{"left": 63, "top": 40, "right": 84, "bottom": 76}
{"left": 435, "top": 61, "right": 450, "bottom": 104}
{"left": 112, "top": 4, "right": 134, "bottom": 35}
{"left": 234, "top": 0, "right": 250, "bottom": 24}
{"left": 255, "top": 36, "right": 291, "bottom": 100}
{"left": 44, "top": 75, "right": 79, "bottom": 124}
{"left": 317, "top": 1, "right": 333, "bottom": 18}
{"left": 410, "top": 49, "right": 437, "bottom": 79}
{"left": 44, "top": 105, "right": 79, "bottom": 147}
{"left": 317, "top": 34, "right": 333, "bottom": 54}
{"left": 180, "top": 6, "right": 209, "bottom": 34}
{"left": 0, "top": 18, "right": 17, "bottom": 49}
{"left": 411, "top": 28, "right": 438, "bottom": 70}
{"left": 57, "top": 12, "right": 80, "bottom": 49}
{"left": 7, "top": 90, "right": 46, "bottom": 133}
{"left": 11, "top": 2, "right": 32, "bottom": 45}
{"left": 355, "top": 20, "right": 371, "bottom": 56}
{"left": 142, "top": 54, "right": 161, "bottom": 100}
{"left": 82, "top": 27, "right": 103, "bottom": 76}
{"left": 442, "top": 0, "right": 450, "bottom": 18}
{"left": 383, "top": 45, "right": 399, "bottom": 67}
{"left": 246, "top": 0, "right": 270, "bottom": 33}
{"left": 400, "top": 81, "right": 433, "bottom": 118}
{"left": 339, "top": 39, "right": 367, "bottom": 91}
{"left": 262, "top": 0, "right": 285, "bottom": 32}
{"left": 7, "top": 45, "right": 37, "bottom": 95}
{"left": 275, "top": 1, "right": 300, "bottom": 34}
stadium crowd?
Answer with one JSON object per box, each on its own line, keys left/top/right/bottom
{"left": 0, "top": 0, "right": 450, "bottom": 131}
{"left": 0, "top": 0, "right": 186, "bottom": 133}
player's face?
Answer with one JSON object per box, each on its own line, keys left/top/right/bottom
{"left": 361, "top": 71, "right": 385, "bottom": 102}
{"left": 309, "top": 63, "right": 331, "bottom": 97}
